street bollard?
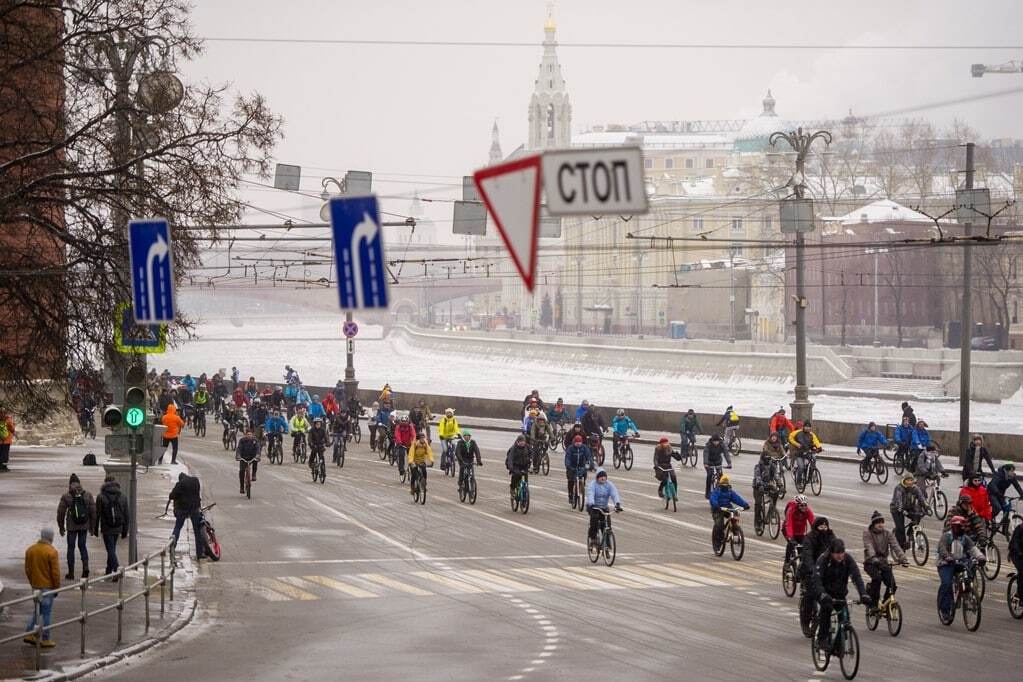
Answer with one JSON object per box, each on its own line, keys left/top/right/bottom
{"left": 33, "top": 590, "right": 42, "bottom": 671}
{"left": 160, "top": 550, "right": 166, "bottom": 617}
{"left": 80, "top": 578, "right": 88, "bottom": 657}
{"left": 144, "top": 559, "right": 150, "bottom": 633}
{"left": 116, "top": 569, "right": 124, "bottom": 644}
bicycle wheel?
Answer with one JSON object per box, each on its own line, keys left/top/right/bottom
{"left": 458, "top": 477, "right": 467, "bottom": 502}
{"left": 378, "top": 441, "right": 388, "bottom": 460}
{"left": 419, "top": 478, "right": 427, "bottom": 505}
{"left": 888, "top": 601, "right": 903, "bottom": 636}
{"left": 511, "top": 490, "right": 519, "bottom": 512}
{"left": 713, "top": 529, "right": 726, "bottom": 557}
{"left": 468, "top": 476, "right": 477, "bottom": 505}
{"left": 963, "top": 591, "right": 982, "bottom": 631}
{"left": 794, "top": 470, "right": 807, "bottom": 494}
{"left": 782, "top": 561, "right": 797, "bottom": 598}
{"left": 858, "top": 460, "right": 870, "bottom": 483}
{"left": 318, "top": 460, "right": 326, "bottom": 484}
{"left": 983, "top": 543, "right": 1000, "bottom": 581}
{"left": 588, "top": 535, "right": 600, "bottom": 563}
{"left": 603, "top": 529, "right": 616, "bottom": 566}
{"left": 730, "top": 525, "right": 745, "bottom": 561}
{"left": 911, "top": 528, "right": 929, "bottom": 566}
{"left": 839, "top": 626, "right": 859, "bottom": 680}
{"left": 893, "top": 451, "right": 905, "bottom": 476}
{"left": 1007, "top": 575, "right": 1023, "bottom": 619}
{"left": 875, "top": 459, "right": 888, "bottom": 485}
{"left": 231, "top": 433, "right": 237, "bottom": 450}
{"left": 520, "top": 485, "right": 529, "bottom": 514}
{"left": 612, "top": 451, "right": 621, "bottom": 470}
{"left": 768, "top": 506, "right": 781, "bottom": 540}
{"left": 623, "top": 446, "right": 633, "bottom": 471}
{"left": 541, "top": 453, "right": 550, "bottom": 476}
{"left": 937, "top": 591, "right": 955, "bottom": 626}
{"left": 245, "top": 472, "right": 251, "bottom": 500}
{"left": 754, "top": 509, "right": 765, "bottom": 537}
{"left": 810, "top": 467, "right": 822, "bottom": 496}
{"left": 203, "top": 525, "right": 221, "bottom": 561}
{"left": 412, "top": 479, "right": 421, "bottom": 504}
{"left": 809, "top": 620, "right": 830, "bottom": 671}
{"left": 865, "top": 606, "right": 879, "bottom": 631}
{"left": 973, "top": 569, "right": 986, "bottom": 602}
{"left": 222, "top": 431, "right": 230, "bottom": 450}
{"left": 934, "top": 490, "right": 948, "bottom": 520}
{"left": 596, "top": 445, "right": 605, "bottom": 467}
{"left": 311, "top": 461, "right": 318, "bottom": 483}
{"left": 354, "top": 424, "right": 362, "bottom": 443}
{"left": 338, "top": 444, "right": 345, "bottom": 468}
{"left": 729, "top": 436, "right": 742, "bottom": 457}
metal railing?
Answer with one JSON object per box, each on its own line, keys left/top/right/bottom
{"left": 0, "top": 537, "right": 177, "bottom": 671}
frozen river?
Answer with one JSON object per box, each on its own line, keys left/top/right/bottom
{"left": 160, "top": 319, "right": 1022, "bottom": 435}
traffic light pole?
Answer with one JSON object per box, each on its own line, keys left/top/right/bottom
{"left": 128, "top": 427, "right": 139, "bottom": 563}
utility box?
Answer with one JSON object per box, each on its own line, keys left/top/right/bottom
{"left": 669, "top": 321, "right": 688, "bottom": 339}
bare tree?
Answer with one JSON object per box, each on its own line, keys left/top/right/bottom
{"left": 0, "top": 0, "right": 282, "bottom": 417}
{"left": 975, "top": 240, "right": 1023, "bottom": 348}
{"left": 880, "top": 248, "right": 910, "bottom": 347}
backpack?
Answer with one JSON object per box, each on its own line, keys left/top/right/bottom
{"left": 82, "top": 453, "right": 98, "bottom": 466}
{"left": 70, "top": 491, "right": 88, "bottom": 524}
{"left": 103, "top": 494, "right": 122, "bottom": 528}
{"left": 728, "top": 410, "right": 740, "bottom": 423}
{"left": 0, "top": 419, "right": 8, "bottom": 440}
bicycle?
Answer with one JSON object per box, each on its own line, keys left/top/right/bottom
{"left": 612, "top": 434, "right": 635, "bottom": 471}
{"left": 782, "top": 545, "right": 802, "bottom": 598}
{"left": 755, "top": 491, "right": 781, "bottom": 539}
{"left": 352, "top": 414, "right": 362, "bottom": 443}
{"left": 550, "top": 422, "right": 566, "bottom": 452}
{"left": 309, "top": 447, "right": 326, "bottom": 484}
{"left": 905, "top": 515, "right": 929, "bottom": 566}
{"left": 726, "top": 429, "right": 742, "bottom": 459}
{"left": 793, "top": 450, "right": 823, "bottom": 497}
{"left": 530, "top": 440, "right": 551, "bottom": 476}
{"left": 410, "top": 464, "right": 427, "bottom": 505}
{"left": 923, "top": 475, "right": 949, "bottom": 520}
{"left": 1007, "top": 572, "right": 1023, "bottom": 619}
{"left": 587, "top": 507, "right": 618, "bottom": 566}
{"left": 292, "top": 433, "right": 307, "bottom": 464}
{"left": 570, "top": 469, "right": 588, "bottom": 512}
{"left": 332, "top": 433, "right": 346, "bottom": 467}
{"left": 457, "top": 462, "right": 478, "bottom": 505}
{"left": 992, "top": 496, "right": 1022, "bottom": 542}
{"left": 865, "top": 562, "right": 903, "bottom": 637}
{"left": 810, "top": 599, "right": 861, "bottom": 680}
{"left": 440, "top": 438, "right": 457, "bottom": 477}
{"left": 980, "top": 536, "right": 1001, "bottom": 581}
{"left": 193, "top": 408, "right": 207, "bottom": 438}
{"left": 588, "top": 432, "right": 606, "bottom": 467}
{"left": 857, "top": 450, "right": 888, "bottom": 485}
{"left": 222, "top": 422, "right": 238, "bottom": 451}
{"left": 706, "top": 464, "right": 724, "bottom": 494}
{"left": 510, "top": 474, "right": 530, "bottom": 514}
{"left": 938, "top": 560, "right": 983, "bottom": 631}
{"left": 197, "top": 503, "right": 221, "bottom": 561}
{"left": 266, "top": 433, "right": 284, "bottom": 465}
{"left": 890, "top": 444, "right": 910, "bottom": 476}
{"left": 241, "top": 458, "right": 257, "bottom": 499}
{"left": 394, "top": 445, "right": 409, "bottom": 483}
{"left": 377, "top": 428, "right": 391, "bottom": 461}
{"left": 657, "top": 465, "right": 678, "bottom": 512}
{"left": 713, "top": 505, "right": 745, "bottom": 561}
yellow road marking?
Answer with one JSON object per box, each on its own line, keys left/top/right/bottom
{"left": 260, "top": 577, "right": 318, "bottom": 601}
{"left": 626, "top": 564, "right": 704, "bottom": 587}
{"left": 411, "top": 570, "right": 486, "bottom": 594}
{"left": 358, "top": 572, "right": 434, "bottom": 596}
{"left": 301, "top": 575, "right": 377, "bottom": 598}
{"left": 461, "top": 569, "right": 541, "bottom": 592}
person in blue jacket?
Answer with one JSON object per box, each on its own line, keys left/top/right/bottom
{"left": 307, "top": 395, "right": 326, "bottom": 420}
{"left": 283, "top": 382, "right": 298, "bottom": 417}
{"left": 182, "top": 373, "right": 196, "bottom": 393}
{"left": 892, "top": 416, "right": 918, "bottom": 458}
{"left": 264, "top": 409, "right": 289, "bottom": 455}
{"left": 610, "top": 409, "right": 640, "bottom": 457}
{"left": 709, "top": 473, "right": 750, "bottom": 551}
{"left": 574, "top": 399, "right": 590, "bottom": 422}
{"left": 909, "top": 420, "right": 931, "bottom": 473}
{"left": 295, "top": 385, "right": 311, "bottom": 410}
{"left": 856, "top": 421, "right": 888, "bottom": 469}
{"left": 585, "top": 468, "right": 622, "bottom": 546}
{"left": 564, "top": 435, "right": 594, "bottom": 504}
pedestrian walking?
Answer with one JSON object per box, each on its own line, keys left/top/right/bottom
{"left": 23, "top": 527, "right": 60, "bottom": 648}
{"left": 160, "top": 403, "right": 185, "bottom": 465}
{"left": 94, "top": 475, "right": 129, "bottom": 580}
{"left": 56, "top": 474, "right": 96, "bottom": 580}
{"left": 168, "top": 472, "right": 206, "bottom": 560}
{"left": 0, "top": 404, "right": 15, "bottom": 471}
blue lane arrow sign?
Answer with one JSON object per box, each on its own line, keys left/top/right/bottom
{"left": 329, "top": 196, "right": 389, "bottom": 310}
{"left": 128, "top": 219, "right": 176, "bottom": 323}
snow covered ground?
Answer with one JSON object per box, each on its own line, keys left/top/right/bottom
{"left": 160, "top": 319, "right": 1023, "bottom": 435}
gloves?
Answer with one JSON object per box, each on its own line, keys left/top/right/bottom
{"left": 860, "top": 595, "right": 873, "bottom": 608}
{"left": 59, "top": 528, "right": 65, "bottom": 537}
{"left": 614, "top": 504, "right": 623, "bottom": 512}
{"left": 743, "top": 505, "right": 751, "bottom": 511}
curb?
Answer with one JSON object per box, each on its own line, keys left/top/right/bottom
{"left": 26, "top": 598, "right": 197, "bottom": 682}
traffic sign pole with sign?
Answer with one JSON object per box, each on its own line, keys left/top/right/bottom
{"left": 128, "top": 219, "right": 176, "bottom": 323}
{"left": 113, "top": 303, "right": 166, "bottom": 354}
{"left": 541, "top": 146, "right": 648, "bottom": 216}
{"left": 329, "top": 195, "right": 389, "bottom": 310}
{"left": 342, "top": 320, "right": 359, "bottom": 338}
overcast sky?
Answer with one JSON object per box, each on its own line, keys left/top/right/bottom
{"left": 183, "top": 0, "right": 1023, "bottom": 230}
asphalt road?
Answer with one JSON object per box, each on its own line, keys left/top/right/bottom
{"left": 97, "top": 425, "right": 1023, "bottom": 682}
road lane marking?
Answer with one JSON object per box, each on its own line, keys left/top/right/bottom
{"left": 302, "top": 575, "right": 377, "bottom": 598}
{"left": 410, "top": 570, "right": 486, "bottom": 594}
{"left": 624, "top": 564, "right": 705, "bottom": 587}
{"left": 512, "top": 567, "right": 609, "bottom": 591}
{"left": 260, "top": 577, "right": 318, "bottom": 601}
{"left": 462, "top": 569, "right": 541, "bottom": 593}
{"left": 304, "top": 494, "right": 433, "bottom": 561}
{"left": 610, "top": 566, "right": 676, "bottom": 588}
{"left": 560, "top": 565, "right": 649, "bottom": 589}
{"left": 231, "top": 579, "right": 291, "bottom": 602}
{"left": 358, "top": 572, "right": 434, "bottom": 596}
{"left": 662, "top": 563, "right": 738, "bottom": 586}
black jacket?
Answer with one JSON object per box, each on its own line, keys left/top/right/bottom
{"left": 506, "top": 444, "right": 531, "bottom": 474}
{"left": 986, "top": 465, "right": 1023, "bottom": 499}
{"left": 95, "top": 481, "right": 130, "bottom": 537}
{"left": 703, "top": 441, "right": 726, "bottom": 467}
{"left": 563, "top": 428, "right": 586, "bottom": 451}
{"left": 236, "top": 436, "right": 260, "bottom": 462}
{"left": 813, "top": 554, "right": 867, "bottom": 601}
{"left": 455, "top": 439, "right": 482, "bottom": 466}
{"left": 581, "top": 410, "right": 606, "bottom": 437}
{"left": 902, "top": 405, "right": 916, "bottom": 427}
{"left": 801, "top": 527, "right": 835, "bottom": 577}
{"left": 1009, "top": 523, "right": 1023, "bottom": 563}
{"left": 169, "top": 475, "right": 201, "bottom": 515}
{"left": 309, "top": 426, "right": 330, "bottom": 449}
{"left": 961, "top": 445, "right": 994, "bottom": 478}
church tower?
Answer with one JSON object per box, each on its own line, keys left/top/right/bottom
{"left": 528, "top": 3, "right": 571, "bottom": 150}
{"left": 488, "top": 119, "right": 503, "bottom": 165}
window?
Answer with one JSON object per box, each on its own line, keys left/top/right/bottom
{"left": 664, "top": 158, "right": 674, "bottom": 169}
{"left": 764, "top": 217, "right": 773, "bottom": 233}
{"left": 706, "top": 158, "right": 715, "bottom": 169}
{"left": 685, "top": 158, "right": 694, "bottom": 169}
{"left": 731, "top": 217, "right": 743, "bottom": 232}
{"left": 693, "top": 217, "right": 704, "bottom": 232}
{"left": 644, "top": 158, "right": 653, "bottom": 170}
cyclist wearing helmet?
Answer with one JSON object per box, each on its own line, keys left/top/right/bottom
{"left": 936, "top": 515, "right": 985, "bottom": 621}
{"left": 753, "top": 448, "right": 783, "bottom": 530}
{"left": 522, "top": 408, "right": 539, "bottom": 435}
{"left": 653, "top": 437, "right": 681, "bottom": 500}
{"left": 393, "top": 416, "right": 417, "bottom": 477}
{"left": 564, "top": 434, "right": 594, "bottom": 503}
{"left": 586, "top": 468, "right": 622, "bottom": 547}
{"left": 890, "top": 475, "right": 927, "bottom": 550}
{"left": 788, "top": 421, "right": 822, "bottom": 479}
{"left": 528, "top": 413, "right": 553, "bottom": 470}
{"left": 307, "top": 395, "right": 326, "bottom": 421}
{"left": 438, "top": 408, "right": 460, "bottom": 463}
{"left": 264, "top": 409, "right": 288, "bottom": 455}
{"left": 782, "top": 495, "right": 814, "bottom": 562}
{"left": 408, "top": 432, "right": 434, "bottom": 496}
{"left": 813, "top": 539, "right": 870, "bottom": 653}
{"left": 506, "top": 435, "right": 531, "bottom": 496}
{"left": 308, "top": 417, "right": 330, "bottom": 471}
{"left": 856, "top": 421, "right": 887, "bottom": 470}
{"left": 580, "top": 403, "right": 607, "bottom": 447}
{"left": 862, "top": 511, "right": 907, "bottom": 611}
{"left": 455, "top": 430, "right": 482, "bottom": 489}
{"left": 680, "top": 409, "right": 700, "bottom": 451}
{"left": 610, "top": 409, "right": 639, "bottom": 457}
{"left": 709, "top": 474, "right": 749, "bottom": 551}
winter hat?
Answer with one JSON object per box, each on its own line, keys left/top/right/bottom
{"left": 830, "top": 538, "right": 846, "bottom": 554}
{"left": 869, "top": 510, "right": 884, "bottom": 526}
{"left": 573, "top": 435, "right": 584, "bottom": 444}
{"left": 69, "top": 473, "right": 80, "bottom": 485}
{"left": 659, "top": 437, "right": 669, "bottom": 445}
{"left": 40, "top": 527, "right": 55, "bottom": 542}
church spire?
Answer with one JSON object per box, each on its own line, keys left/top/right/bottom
{"left": 488, "top": 119, "right": 503, "bottom": 165}
{"left": 528, "top": 2, "right": 571, "bottom": 150}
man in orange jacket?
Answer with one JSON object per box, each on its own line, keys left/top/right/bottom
{"left": 23, "top": 527, "right": 60, "bottom": 647}
{"left": 160, "top": 404, "right": 185, "bottom": 465}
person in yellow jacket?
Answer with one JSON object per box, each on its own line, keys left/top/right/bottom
{"left": 408, "top": 433, "right": 434, "bottom": 495}
{"left": 437, "top": 408, "right": 460, "bottom": 472}
{"left": 787, "top": 421, "right": 822, "bottom": 475}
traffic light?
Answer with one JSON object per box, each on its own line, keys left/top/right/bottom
{"left": 124, "top": 363, "right": 147, "bottom": 430}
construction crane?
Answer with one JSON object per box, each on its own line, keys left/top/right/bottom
{"left": 971, "top": 60, "right": 1023, "bottom": 77}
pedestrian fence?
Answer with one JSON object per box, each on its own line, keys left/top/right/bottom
{"left": 0, "top": 537, "right": 177, "bottom": 671}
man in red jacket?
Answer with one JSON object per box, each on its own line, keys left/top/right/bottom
{"left": 782, "top": 494, "right": 815, "bottom": 562}
{"left": 769, "top": 407, "right": 794, "bottom": 443}
{"left": 959, "top": 475, "right": 993, "bottom": 522}
{"left": 393, "top": 416, "right": 416, "bottom": 477}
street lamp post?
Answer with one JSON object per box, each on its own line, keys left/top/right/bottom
{"left": 865, "top": 247, "right": 889, "bottom": 346}
{"left": 769, "top": 127, "right": 832, "bottom": 424}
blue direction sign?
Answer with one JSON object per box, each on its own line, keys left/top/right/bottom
{"left": 128, "top": 219, "right": 175, "bottom": 323}
{"left": 329, "top": 196, "right": 389, "bottom": 310}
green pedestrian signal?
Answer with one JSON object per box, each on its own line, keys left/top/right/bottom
{"left": 125, "top": 406, "right": 145, "bottom": 429}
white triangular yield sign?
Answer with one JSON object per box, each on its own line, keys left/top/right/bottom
{"left": 473, "top": 155, "right": 542, "bottom": 292}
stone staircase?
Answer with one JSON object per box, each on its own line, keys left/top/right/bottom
{"left": 810, "top": 376, "right": 953, "bottom": 402}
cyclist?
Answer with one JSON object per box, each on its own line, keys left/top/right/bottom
{"left": 812, "top": 539, "right": 870, "bottom": 653}
{"left": 455, "top": 430, "right": 483, "bottom": 490}
{"left": 522, "top": 389, "right": 545, "bottom": 412}
{"left": 892, "top": 416, "right": 918, "bottom": 468}
{"left": 268, "top": 385, "right": 286, "bottom": 412}
{"left": 378, "top": 383, "right": 392, "bottom": 402}
{"left": 284, "top": 364, "right": 299, "bottom": 386}
{"left": 580, "top": 403, "right": 607, "bottom": 451}
{"left": 702, "top": 433, "right": 728, "bottom": 499}
{"left": 715, "top": 405, "right": 741, "bottom": 454}
{"left": 680, "top": 409, "right": 700, "bottom": 452}
{"left": 564, "top": 434, "right": 595, "bottom": 498}
{"left": 653, "top": 437, "right": 681, "bottom": 501}
{"left": 308, "top": 417, "right": 330, "bottom": 473}
{"left": 1010, "top": 521, "right": 1023, "bottom": 605}
{"left": 250, "top": 398, "right": 268, "bottom": 445}
{"left": 610, "top": 409, "right": 639, "bottom": 457}
{"left": 563, "top": 422, "right": 586, "bottom": 451}
{"left": 788, "top": 421, "right": 822, "bottom": 487}
{"left": 295, "top": 384, "right": 311, "bottom": 411}
{"left": 367, "top": 401, "right": 383, "bottom": 451}
{"left": 244, "top": 376, "right": 258, "bottom": 402}
{"left": 936, "top": 516, "right": 985, "bottom": 622}
{"left": 235, "top": 428, "right": 260, "bottom": 494}
{"left": 393, "top": 416, "right": 416, "bottom": 477}
{"left": 182, "top": 373, "right": 196, "bottom": 393}
{"left": 962, "top": 433, "right": 995, "bottom": 481}
{"left": 769, "top": 407, "right": 794, "bottom": 448}
{"left": 753, "top": 449, "right": 783, "bottom": 531}
{"left": 890, "top": 475, "right": 927, "bottom": 550}
{"left": 194, "top": 384, "right": 209, "bottom": 422}
{"left": 522, "top": 408, "right": 539, "bottom": 435}
{"left": 408, "top": 432, "right": 434, "bottom": 496}
{"left": 506, "top": 434, "right": 532, "bottom": 498}
{"left": 900, "top": 401, "right": 916, "bottom": 427}
{"left": 264, "top": 409, "right": 288, "bottom": 457}
{"left": 959, "top": 474, "right": 993, "bottom": 524}
{"left": 909, "top": 420, "right": 931, "bottom": 473}
{"left": 546, "top": 398, "right": 569, "bottom": 427}
{"left": 574, "top": 399, "right": 590, "bottom": 422}
{"left": 862, "top": 511, "right": 908, "bottom": 613}
{"left": 799, "top": 516, "right": 834, "bottom": 635}
{"left": 709, "top": 473, "right": 749, "bottom": 552}
{"left": 408, "top": 400, "right": 429, "bottom": 439}
{"left": 856, "top": 421, "right": 887, "bottom": 471}
{"left": 283, "top": 381, "right": 298, "bottom": 417}
{"left": 585, "top": 468, "right": 622, "bottom": 549}
{"left": 761, "top": 431, "right": 786, "bottom": 463}
{"left": 322, "top": 391, "right": 338, "bottom": 418}
{"left": 231, "top": 385, "right": 249, "bottom": 410}
{"left": 986, "top": 463, "right": 1023, "bottom": 532}
{"left": 289, "top": 407, "right": 311, "bottom": 458}
{"left": 528, "top": 413, "right": 554, "bottom": 470}
{"left": 914, "top": 444, "right": 947, "bottom": 497}
{"left": 782, "top": 494, "right": 814, "bottom": 563}
{"left": 332, "top": 404, "right": 352, "bottom": 444}
{"left": 437, "top": 408, "right": 460, "bottom": 469}
{"left": 943, "top": 494, "right": 988, "bottom": 547}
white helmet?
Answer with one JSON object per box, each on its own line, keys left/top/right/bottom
{"left": 616, "top": 408, "right": 625, "bottom": 416}
{"left": 794, "top": 494, "right": 808, "bottom": 506}
{"left": 445, "top": 408, "right": 454, "bottom": 416}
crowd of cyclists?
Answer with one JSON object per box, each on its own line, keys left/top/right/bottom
{"left": 143, "top": 369, "right": 1023, "bottom": 657}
